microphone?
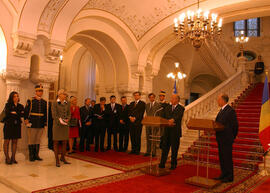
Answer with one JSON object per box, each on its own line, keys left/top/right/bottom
{"left": 154, "top": 107, "right": 164, "bottom": 116}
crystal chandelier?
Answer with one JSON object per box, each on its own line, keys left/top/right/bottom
{"left": 167, "top": 62, "right": 187, "bottom": 80}
{"left": 173, "top": 0, "right": 223, "bottom": 49}
{"left": 235, "top": 30, "right": 249, "bottom": 56}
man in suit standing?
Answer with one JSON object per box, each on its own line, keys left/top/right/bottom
{"left": 93, "top": 97, "right": 107, "bottom": 152}
{"left": 79, "top": 98, "right": 93, "bottom": 152}
{"left": 128, "top": 91, "right": 146, "bottom": 155}
{"left": 119, "top": 96, "right": 130, "bottom": 152}
{"left": 105, "top": 95, "right": 121, "bottom": 151}
{"left": 144, "top": 93, "right": 162, "bottom": 157}
{"left": 159, "top": 94, "right": 185, "bottom": 170}
{"left": 214, "top": 94, "right": 238, "bottom": 183}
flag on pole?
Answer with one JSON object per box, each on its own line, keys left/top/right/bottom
{"left": 259, "top": 76, "right": 270, "bottom": 151}
{"left": 173, "top": 80, "right": 177, "bottom": 94}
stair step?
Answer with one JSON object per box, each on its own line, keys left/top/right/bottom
{"left": 238, "top": 127, "right": 259, "bottom": 133}
{"left": 237, "top": 118, "right": 260, "bottom": 122}
{"left": 183, "top": 153, "right": 260, "bottom": 170}
{"left": 194, "top": 141, "right": 263, "bottom": 153}
{"left": 188, "top": 147, "right": 263, "bottom": 161}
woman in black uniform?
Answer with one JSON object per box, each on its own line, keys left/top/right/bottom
{"left": 3, "top": 91, "right": 24, "bottom": 164}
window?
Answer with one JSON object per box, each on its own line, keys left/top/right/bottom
{"left": 234, "top": 18, "right": 260, "bottom": 37}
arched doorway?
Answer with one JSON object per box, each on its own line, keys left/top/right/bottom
{"left": 0, "top": 26, "right": 7, "bottom": 73}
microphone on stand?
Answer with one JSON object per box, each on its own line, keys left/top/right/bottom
{"left": 154, "top": 107, "right": 164, "bottom": 117}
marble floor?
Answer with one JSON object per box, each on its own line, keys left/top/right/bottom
{"left": 0, "top": 150, "right": 122, "bottom": 193}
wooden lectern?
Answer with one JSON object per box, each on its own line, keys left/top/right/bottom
{"left": 185, "top": 118, "right": 224, "bottom": 189}
{"left": 141, "top": 116, "right": 172, "bottom": 176}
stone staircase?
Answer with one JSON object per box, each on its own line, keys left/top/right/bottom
{"left": 179, "top": 71, "right": 249, "bottom": 155}
{"left": 182, "top": 83, "right": 266, "bottom": 170}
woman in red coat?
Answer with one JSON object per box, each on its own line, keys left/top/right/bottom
{"left": 68, "top": 96, "right": 81, "bottom": 154}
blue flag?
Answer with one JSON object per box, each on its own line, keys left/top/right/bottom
{"left": 173, "top": 80, "right": 177, "bottom": 94}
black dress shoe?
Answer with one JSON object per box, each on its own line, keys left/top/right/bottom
{"left": 221, "top": 178, "right": 233, "bottom": 183}
{"left": 5, "top": 158, "right": 12, "bottom": 165}
{"left": 60, "top": 158, "right": 71, "bottom": 164}
{"left": 159, "top": 164, "right": 165, "bottom": 169}
{"left": 144, "top": 153, "right": 150, "bottom": 157}
{"left": 170, "top": 165, "right": 176, "bottom": 170}
{"left": 128, "top": 151, "right": 135, "bottom": 154}
{"left": 213, "top": 175, "right": 225, "bottom": 180}
{"left": 11, "top": 158, "right": 18, "bottom": 164}
{"left": 135, "top": 152, "right": 140, "bottom": 155}
{"left": 106, "top": 147, "right": 111, "bottom": 151}
{"left": 56, "top": 161, "right": 60, "bottom": 167}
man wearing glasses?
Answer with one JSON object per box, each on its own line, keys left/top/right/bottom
{"left": 25, "top": 84, "right": 47, "bottom": 162}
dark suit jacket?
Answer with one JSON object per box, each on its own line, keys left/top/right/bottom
{"left": 146, "top": 101, "right": 162, "bottom": 116}
{"left": 93, "top": 104, "right": 107, "bottom": 129}
{"left": 105, "top": 103, "right": 121, "bottom": 127}
{"left": 162, "top": 104, "right": 185, "bottom": 138}
{"left": 80, "top": 106, "right": 93, "bottom": 127}
{"left": 215, "top": 105, "right": 238, "bottom": 144}
{"left": 128, "top": 100, "right": 146, "bottom": 126}
{"left": 119, "top": 104, "right": 130, "bottom": 124}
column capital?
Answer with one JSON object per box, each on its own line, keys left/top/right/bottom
{"left": 12, "top": 31, "right": 36, "bottom": 58}
{"left": 1, "top": 70, "right": 29, "bottom": 81}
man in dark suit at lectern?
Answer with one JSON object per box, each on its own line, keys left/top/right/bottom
{"left": 214, "top": 94, "right": 238, "bottom": 183}
{"left": 159, "top": 94, "right": 185, "bottom": 170}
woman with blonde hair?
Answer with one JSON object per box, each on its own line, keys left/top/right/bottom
{"left": 51, "top": 89, "right": 71, "bottom": 167}
{"left": 68, "top": 96, "right": 81, "bottom": 154}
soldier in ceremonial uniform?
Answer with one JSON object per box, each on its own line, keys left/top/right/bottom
{"left": 159, "top": 90, "right": 169, "bottom": 109}
{"left": 158, "top": 90, "right": 169, "bottom": 147}
{"left": 24, "top": 84, "right": 47, "bottom": 161}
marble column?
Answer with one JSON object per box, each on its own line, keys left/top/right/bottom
{"left": 39, "top": 82, "right": 50, "bottom": 151}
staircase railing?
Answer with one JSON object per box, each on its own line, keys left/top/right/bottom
{"left": 208, "top": 39, "right": 238, "bottom": 71}
{"left": 182, "top": 71, "right": 246, "bottom": 131}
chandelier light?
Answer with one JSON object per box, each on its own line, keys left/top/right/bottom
{"left": 235, "top": 30, "right": 249, "bottom": 55}
{"left": 173, "top": 0, "right": 223, "bottom": 49}
{"left": 167, "top": 62, "right": 187, "bottom": 80}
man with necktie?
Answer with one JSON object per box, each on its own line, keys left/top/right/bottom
{"left": 79, "top": 98, "right": 93, "bottom": 152}
{"left": 159, "top": 94, "right": 185, "bottom": 170}
{"left": 214, "top": 94, "right": 238, "bottom": 183}
{"left": 93, "top": 97, "right": 107, "bottom": 152}
{"left": 144, "top": 93, "right": 162, "bottom": 157}
{"left": 105, "top": 95, "right": 121, "bottom": 151}
{"left": 119, "top": 96, "right": 130, "bottom": 152}
{"left": 128, "top": 91, "right": 146, "bottom": 155}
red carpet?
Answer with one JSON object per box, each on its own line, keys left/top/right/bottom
{"left": 68, "top": 150, "right": 157, "bottom": 171}
{"left": 183, "top": 83, "right": 266, "bottom": 170}
{"left": 250, "top": 176, "right": 270, "bottom": 193}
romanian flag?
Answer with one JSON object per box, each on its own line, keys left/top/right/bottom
{"left": 259, "top": 76, "right": 270, "bottom": 151}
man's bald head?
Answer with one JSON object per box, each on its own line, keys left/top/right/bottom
{"left": 217, "top": 93, "right": 229, "bottom": 107}
{"left": 171, "top": 94, "right": 180, "bottom": 105}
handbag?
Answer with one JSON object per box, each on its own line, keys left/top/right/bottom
{"left": 0, "top": 108, "right": 6, "bottom": 123}
{"left": 69, "top": 117, "right": 78, "bottom": 127}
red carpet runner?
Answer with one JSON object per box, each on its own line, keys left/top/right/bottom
{"left": 68, "top": 150, "right": 158, "bottom": 171}
{"left": 183, "top": 83, "right": 266, "bottom": 170}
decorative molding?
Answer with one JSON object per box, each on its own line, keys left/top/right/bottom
{"left": 36, "top": 73, "right": 58, "bottom": 83}
{"left": 45, "top": 41, "right": 65, "bottom": 63}
{"left": 1, "top": 70, "right": 29, "bottom": 81}
{"left": 84, "top": 0, "right": 187, "bottom": 40}
{"left": 38, "top": 0, "right": 69, "bottom": 34}
{"left": 12, "top": 32, "right": 36, "bottom": 58}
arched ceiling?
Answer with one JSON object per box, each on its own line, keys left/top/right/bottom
{"left": 8, "top": 0, "right": 270, "bottom": 44}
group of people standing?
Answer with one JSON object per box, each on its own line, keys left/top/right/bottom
{"left": 2, "top": 84, "right": 186, "bottom": 170}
